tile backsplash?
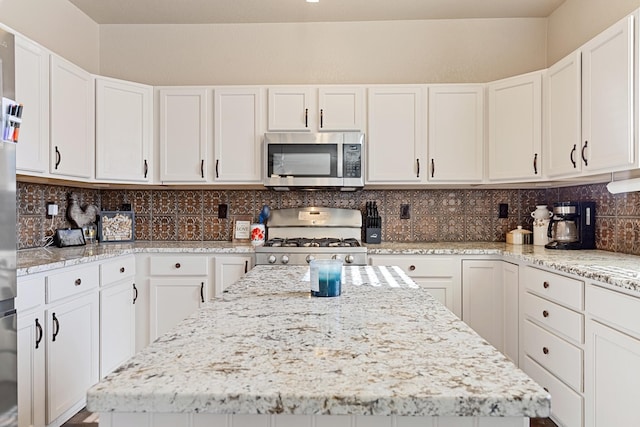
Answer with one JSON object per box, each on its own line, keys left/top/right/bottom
{"left": 16, "top": 182, "right": 640, "bottom": 255}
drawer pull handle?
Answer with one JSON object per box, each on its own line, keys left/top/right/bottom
{"left": 120, "top": 267, "right": 125, "bottom": 273}
{"left": 133, "top": 283, "right": 138, "bottom": 305}
{"left": 543, "top": 281, "right": 550, "bottom": 289}
{"left": 175, "top": 263, "right": 181, "bottom": 269}
{"left": 542, "top": 347, "right": 549, "bottom": 355}
{"left": 409, "top": 265, "right": 416, "bottom": 271}
{"left": 35, "top": 318, "right": 43, "bottom": 349}
{"left": 75, "top": 278, "right": 82, "bottom": 286}
{"left": 543, "top": 387, "right": 549, "bottom": 393}
{"left": 52, "top": 313, "right": 60, "bottom": 342}
{"left": 542, "top": 310, "right": 549, "bottom": 318}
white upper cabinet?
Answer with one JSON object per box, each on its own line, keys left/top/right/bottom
{"left": 366, "top": 86, "right": 426, "bottom": 184}
{"left": 487, "top": 71, "right": 542, "bottom": 182}
{"left": 544, "top": 50, "right": 582, "bottom": 179}
{"left": 427, "top": 85, "right": 484, "bottom": 183}
{"left": 95, "top": 77, "right": 153, "bottom": 183}
{"left": 267, "top": 87, "right": 313, "bottom": 131}
{"left": 581, "top": 14, "right": 635, "bottom": 173}
{"left": 15, "top": 36, "right": 50, "bottom": 175}
{"left": 159, "top": 88, "right": 209, "bottom": 182}
{"left": 50, "top": 55, "right": 95, "bottom": 179}
{"left": 267, "top": 86, "right": 364, "bottom": 132}
{"left": 213, "top": 88, "right": 263, "bottom": 183}
{"left": 317, "top": 87, "right": 364, "bottom": 131}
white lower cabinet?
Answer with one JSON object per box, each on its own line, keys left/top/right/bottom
{"left": 213, "top": 255, "right": 253, "bottom": 296}
{"left": 462, "top": 260, "right": 518, "bottom": 361}
{"left": 16, "top": 275, "right": 46, "bottom": 427}
{"left": 520, "top": 266, "right": 584, "bottom": 427}
{"left": 585, "top": 284, "right": 640, "bottom": 427}
{"left": 46, "top": 291, "right": 99, "bottom": 424}
{"left": 99, "top": 256, "right": 137, "bottom": 378}
{"left": 368, "top": 255, "right": 461, "bottom": 317}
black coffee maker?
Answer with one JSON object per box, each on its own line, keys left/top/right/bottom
{"left": 545, "top": 201, "right": 596, "bottom": 250}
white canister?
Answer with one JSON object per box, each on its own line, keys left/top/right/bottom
{"left": 250, "top": 223, "right": 266, "bottom": 246}
{"left": 531, "top": 205, "right": 552, "bottom": 246}
{"left": 531, "top": 205, "right": 552, "bottom": 220}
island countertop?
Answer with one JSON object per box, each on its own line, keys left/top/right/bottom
{"left": 86, "top": 265, "right": 550, "bottom": 418}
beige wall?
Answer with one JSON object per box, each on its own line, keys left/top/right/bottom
{"left": 547, "top": 0, "right": 639, "bottom": 65}
{"left": 99, "top": 18, "right": 547, "bottom": 86}
{"left": 0, "top": 0, "right": 99, "bottom": 72}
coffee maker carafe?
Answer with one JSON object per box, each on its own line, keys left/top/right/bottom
{"left": 545, "top": 201, "right": 596, "bottom": 250}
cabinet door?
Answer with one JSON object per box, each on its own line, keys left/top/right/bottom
{"left": 159, "top": 88, "right": 208, "bottom": 182}
{"left": 96, "top": 77, "right": 153, "bottom": 182}
{"left": 581, "top": 14, "right": 634, "bottom": 173}
{"left": 213, "top": 255, "right": 252, "bottom": 296}
{"left": 462, "top": 260, "right": 504, "bottom": 352}
{"left": 15, "top": 36, "right": 50, "bottom": 175}
{"left": 267, "top": 87, "right": 313, "bottom": 131}
{"left": 318, "top": 87, "right": 364, "bottom": 131}
{"left": 100, "top": 281, "right": 135, "bottom": 378}
{"left": 150, "top": 278, "right": 206, "bottom": 340}
{"left": 17, "top": 309, "right": 45, "bottom": 427}
{"left": 488, "top": 72, "right": 542, "bottom": 181}
{"left": 46, "top": 292, "right": 99, "bottom": 424}
{"left": 585, "top": 319, "right": 640, "bottom": 427}
{"left": 367, "top": 87, "right": 425, "bottom": 183}
{"left": 213, "top": 88, "right": 262, "bottom": 183}
{"left": 50, "top": 55, "right": 94, "bottom": 179}
{"left": 544, "top": 50, "right": 582, "bottom": 178}
{"left": 427, "top": 85, "right": 483, "bottom": 182}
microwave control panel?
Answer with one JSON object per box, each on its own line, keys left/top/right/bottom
{"left": 343, "top": 144, "right": 362, "bottom": 178}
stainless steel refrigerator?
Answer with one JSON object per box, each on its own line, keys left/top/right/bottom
{"left": 0, "top": 27, "right": 18, "bottom": 427}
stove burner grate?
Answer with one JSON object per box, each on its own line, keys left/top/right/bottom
{"left": 263, "top": 237, "right": 361, "bottom": 248}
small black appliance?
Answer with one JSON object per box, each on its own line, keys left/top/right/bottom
{"left": 545, "top": 201, "right": 596, "bottom": 250}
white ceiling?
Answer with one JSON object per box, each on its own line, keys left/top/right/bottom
{"left": 68, "top": 0, "right": 567, "bottom": 25}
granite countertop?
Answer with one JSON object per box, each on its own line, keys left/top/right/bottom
{"left": 18, "top": 241, "right": 640, "bottom": 295}
{"left": 86, "top": 265, "right": 550, "bottom": 418}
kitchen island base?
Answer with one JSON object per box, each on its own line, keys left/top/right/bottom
{"left": 98, "top": 412, "right": 529, "bottom": 427}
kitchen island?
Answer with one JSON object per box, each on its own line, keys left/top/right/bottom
{"left": 86, "top": 265, "right": 549, "bottom": 427}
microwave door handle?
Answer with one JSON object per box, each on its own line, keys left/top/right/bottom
{"left": 337, "top": 144, "right": 343, "bottom": 178}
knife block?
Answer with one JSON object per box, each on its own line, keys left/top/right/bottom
{"left": 365, "top": 227, "right": 381, "bottom": 244}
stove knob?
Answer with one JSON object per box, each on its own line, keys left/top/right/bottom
{"left": 345, "top": 254, "right": 355, "bottom": 264}
{"left": 305, "top": 255, "right": 315, "bottom": 264}
{"left": 267, "top": 255, "right": 277, "bottom": 264}
{"left": 281, "top": 255, "right": 290, "bottom": 265}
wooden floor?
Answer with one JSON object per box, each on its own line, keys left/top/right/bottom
{"left": 62, "top": 409, "right": 558, "bottom": 427}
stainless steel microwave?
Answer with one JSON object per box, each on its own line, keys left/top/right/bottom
{"left": 264, "top": 132, "right": 364, "bottom": 191}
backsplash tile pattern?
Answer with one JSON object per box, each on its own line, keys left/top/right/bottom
{"left": 15, "top": 182, "right": 640, "bottom": 256}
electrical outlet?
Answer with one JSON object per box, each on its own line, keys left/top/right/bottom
{"left": 47, "top": 203, "right": 59, "bottom": 217}
{"left": 218, "top": 204, "right": 228, "bottom": 219}
{"left": 400, "top": 204, "right": 410, "bottom": 219}
{"left": 498, "top": 203, "right": 509, "bottom": 218}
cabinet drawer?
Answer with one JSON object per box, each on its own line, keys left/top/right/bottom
{"left": 524, "top": 320, "right": 583, "bottom": 391}
{"left": 100, "top": 255, "right": 136, "bottom": 286}
{"left": 370, "top": 256, "right": 456, "bottom": 277}
{"left": 523, "top": 356, "right": 583, "bottom": 427}
{"left": 46, "top": 264, "right": 100, "bottom": 303}
{"left": 16, "top": 275, "right": 45, "bottom": 311}
{"left": 150, "top": 256, "right": 208, "bottom": 276}
{"left": 586, "top": 284, "right": 640, "bottom": 338}
{"left": 524, "top": 267, "right": 584, "bottom": 310}
{"left": 524, "top": 292, "right": 584, "bottom": 343}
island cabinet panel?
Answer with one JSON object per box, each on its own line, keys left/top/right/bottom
{"left": 585, "top": 284, "right": 640, "bottom": 427}
{"left": 99, "top": 413, "right": 529, "bottom": 427}
{"left": 368, "top": 255, "right": 461, "bottom": 317}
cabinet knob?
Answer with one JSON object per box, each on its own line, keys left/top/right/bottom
{"left": 74, "top": 278, "right": 82, "bottom": 286}
{"left": 409, "top": 265, "right": 416, "bottom": 271}
{"left": 175, "top": 263, "right": 181, "bottom": 269}
{"left": 542, "top": 310, "right": 549, "bottom": 318}
{"left": 542, "top": 347, "right": 549, "bottom": 355}
{"left": 543, "top": 281, "right": 550, "bottom": 289}
{"left": 120, "top": 267, "right": 125, "bottom": 273}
